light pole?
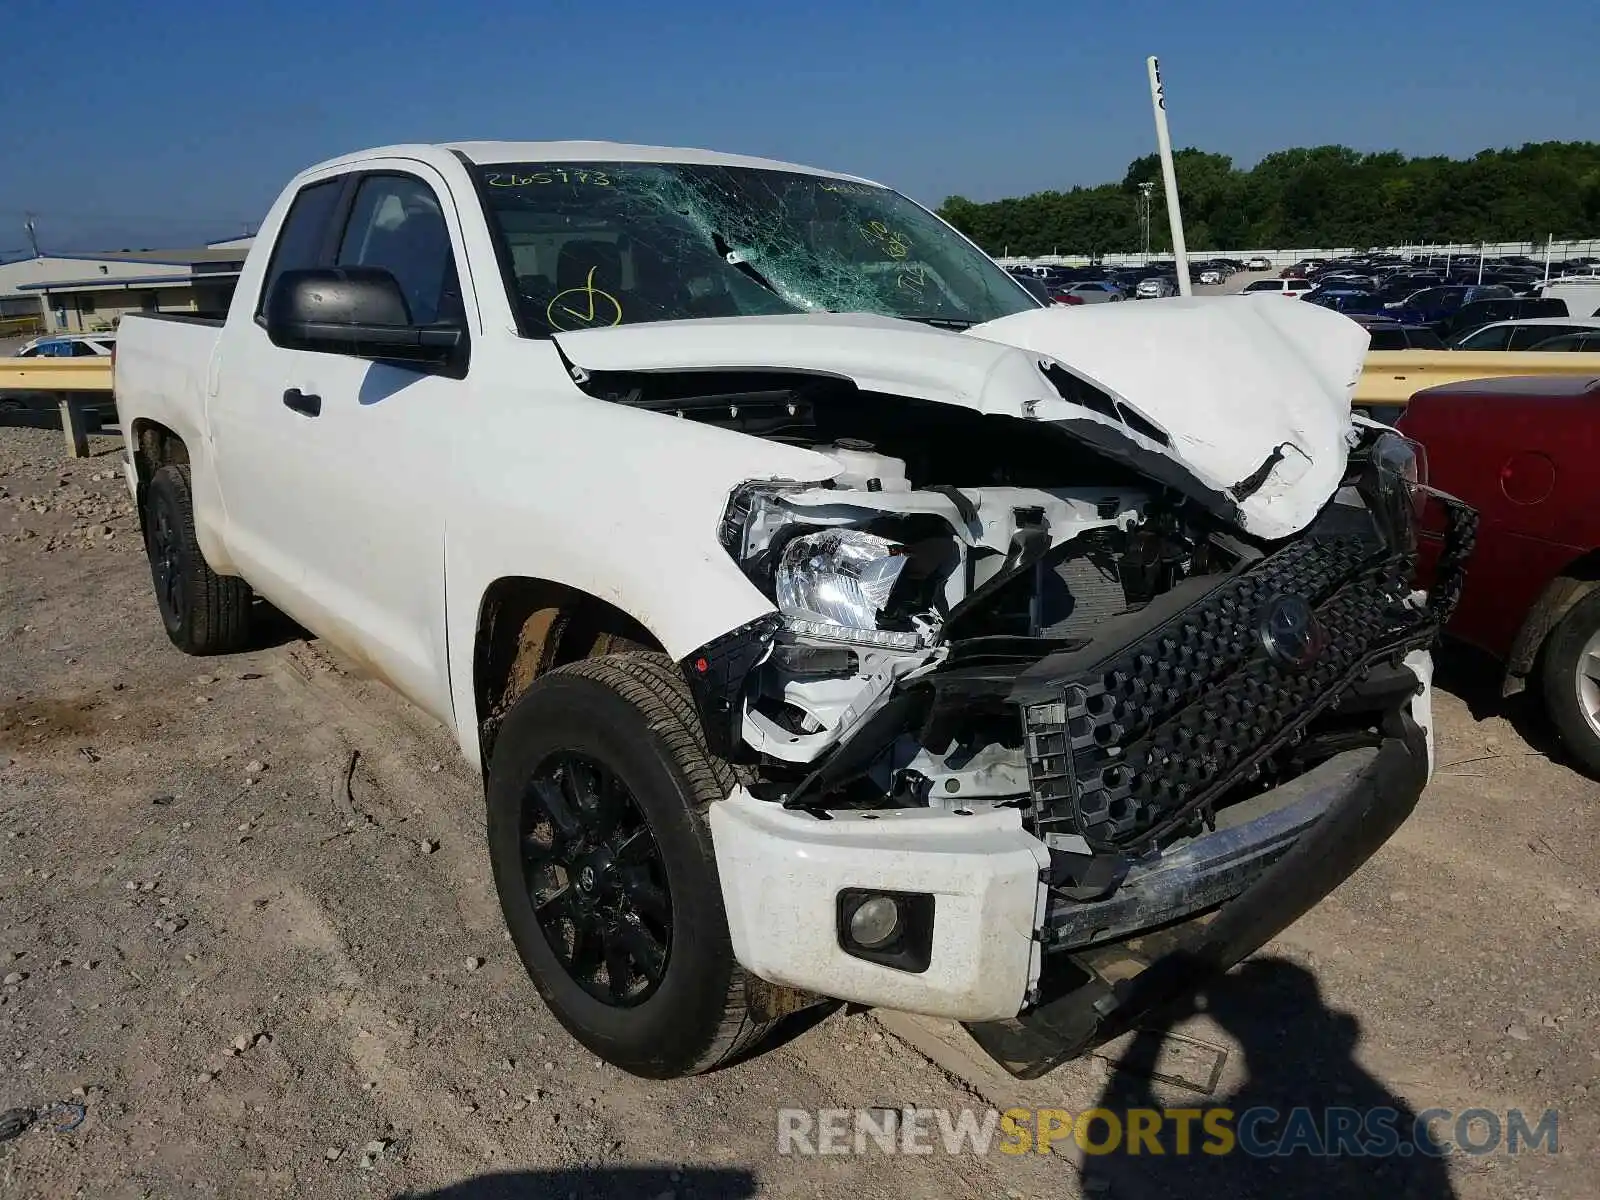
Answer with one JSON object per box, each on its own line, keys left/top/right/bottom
{"left": 1138, "top": 181, "right": 1155, "bottom": 259}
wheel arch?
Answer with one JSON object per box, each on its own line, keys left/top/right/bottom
{"left": 129, "top": 418, "right": 190, "bottom": 534}
{"left": 470, "top": 575, "right": 665, "bottom": 768}
{"left": 1504, "top": 549, "right": 1600, "bottom": 696}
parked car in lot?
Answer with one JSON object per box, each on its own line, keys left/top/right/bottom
{"left": 1351, "top": 315, "right": 1445, "bottom": 350}
{"left": 1526, "top": 330, "right": 1600, "bottom": 352}
{"left": 112, "top": 139, "right": 1466, "bottom": 1081}
{"left": 1399, "top": 375, "right": 1600, "bottom": 775}
{"left": 1305, "top": 288, "right": 1385, "bottom": 315}
{"left": 1243, "top": 278, "right": 1313, "bottom": 298}
{"left": 1245, "top": 256, "right": 1272, "bottom": 271}
{"left": 12, "top": 333, "right": 116, "bottom": 357}
{"left": 1, "top": 333, "right": 118, "bottom": 427}
{"left": 1012, "top": 275, "right": 1060, "bottom": 307}
{"left": 1056, "top": 280, "right": 1124, "bottom": 303}
{"left": 1440, "top": 298, "right": 1569, "bottom": 343}
{"left": 1450, "top": 316, "right": 1600, "bottom": 351}
{"left": 1134, "top": 274, "right": 1178, "bottom": 298}
{"left": 1383, "top": 284, "right": 1514, "bottom": 330}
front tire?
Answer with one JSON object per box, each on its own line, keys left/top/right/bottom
{"left": 486, "top": 652, "right": 770, "bottom": 1077}
{"left": 1539, "top": 589, "right": 1600, "bottom": 778}
{"left": 142, "top": 464, "right": 253, "bottom": 655}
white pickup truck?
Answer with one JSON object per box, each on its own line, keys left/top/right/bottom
{"left": 114, "top": 141, "right": 1475, "bottom": 1080}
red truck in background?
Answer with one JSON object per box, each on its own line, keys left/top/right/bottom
{"left": 1399, "top": 375, "right": 1600, "bottom": 775}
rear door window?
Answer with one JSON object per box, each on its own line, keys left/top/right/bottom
{"left": 1455, "top": 325, "right": 1514, "bottom": 350}
{"left": 1527, "top": 333, "right": 1590, "bottom": 351}
{"left": 1507, "top": 326, "right": 1578, "bottom": 350}
{"left": 257, "top": 178, "right": 344, "bottom": 315}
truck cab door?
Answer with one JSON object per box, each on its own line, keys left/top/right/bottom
{"left": 211, "top": 165, "right": 478, "bottom": 727}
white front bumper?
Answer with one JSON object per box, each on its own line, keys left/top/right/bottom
{"left": 710, "top": 651, "right": 1436, "bottom": 1022}
{"left": 708, "top": 792, "right": 1050, "bottom": 1021}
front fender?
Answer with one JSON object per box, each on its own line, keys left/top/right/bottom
{"left": 441, "top": 389, "right": 837, "bottom": 767}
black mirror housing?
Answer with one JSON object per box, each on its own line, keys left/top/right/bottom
{"left": 264, "top": 267, "right": 462, "bottom": 366}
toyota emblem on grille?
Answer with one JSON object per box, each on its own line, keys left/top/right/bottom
{"left": 1259, "top": 594, "right": 1327, "bottom": 670}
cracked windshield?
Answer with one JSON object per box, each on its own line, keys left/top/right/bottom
{"left": 475, "top": 162, "right": 1037, "bottom": 336}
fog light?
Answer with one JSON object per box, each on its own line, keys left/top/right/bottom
{"left": 847, "top": 895, "right": 902, "bottom": 949}
{"left": 837, "top": 888, "right": 935, "bottom": 972}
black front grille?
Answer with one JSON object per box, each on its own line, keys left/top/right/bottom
{"left": 1021, "top": 534, "right": 1432, "bottom": 849}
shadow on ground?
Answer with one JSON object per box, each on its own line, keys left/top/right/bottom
{"left": 1081, "top": 957, "right": 1457, "bottom": 1199}
{"left": 398, "top": 1166, "right": 757, "bottom": 1199}
{"left": 1431, "top": 636, "right": 1563, "bottom": 762}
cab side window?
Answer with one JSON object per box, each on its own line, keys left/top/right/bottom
{"left": 1458, "top": 325, "right": 1512, "bottom": 351}
{"left": 257, "top": 178, "right": 343, "bottom": 315}
{"left": 335, "top": 175, "right": 462, "bottom": 326}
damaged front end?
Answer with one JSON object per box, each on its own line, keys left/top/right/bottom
{"left": 693, "top": 421, "right": 1473, "bottom": 1073}
{"left": 560, "top": 311, "right": 1476, "bottom": 1077}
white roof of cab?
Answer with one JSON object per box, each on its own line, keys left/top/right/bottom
{"left": 297, "top": 141, "right": 881, "bottom": 188}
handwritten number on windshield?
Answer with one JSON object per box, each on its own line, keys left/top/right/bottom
{"left": 487, "top": 170, "right": 611, "bottom": 187}
{"left": 859, "top": 220, "right": 911, "bottom": 260}
{"left": 897, "top": 266, "right": 929, "bottom": 296}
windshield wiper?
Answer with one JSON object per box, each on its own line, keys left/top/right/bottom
{"left": 897, "top": 315, "right": 976, "bottom": 330}
{"left": 710, "top": 232, "right": 783, "bottom": 298}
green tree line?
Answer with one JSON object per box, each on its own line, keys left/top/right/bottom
{"left": 937, "top": 142, "right": 1600, "bottom": 256}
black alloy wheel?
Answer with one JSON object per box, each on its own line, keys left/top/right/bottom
{"left": 521, "top": 751, "right": 672, "bottom": 1007}
{"left": 147, "top": 496, "right": 188, "bottom": 632}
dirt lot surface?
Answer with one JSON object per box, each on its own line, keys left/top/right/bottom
{"left": 1, "top": 425, "right": 1596, "bottom": 1198}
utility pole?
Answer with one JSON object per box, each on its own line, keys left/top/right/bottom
{"left": 23, "top": 212, "right": 41, "bottom": 258}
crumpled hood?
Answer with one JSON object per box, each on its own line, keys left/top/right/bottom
{"left": 553, "top": 300, "right": 1367, "bottom": 539}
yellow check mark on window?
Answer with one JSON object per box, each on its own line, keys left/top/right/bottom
{"left": 560, "top": 266, "right": 601, "bottom": 322}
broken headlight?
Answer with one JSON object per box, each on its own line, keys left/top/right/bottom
{"left": 720, "top": 482, "right": 932, "bottom": 651}
{"left": 776, "top": 529, "right": 912, "bottom": 647}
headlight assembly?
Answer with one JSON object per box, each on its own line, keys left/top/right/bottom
{"left": 719, "top": 482, "right": 937, "bottom": 651}
{"left": 776, "top": 529, "right": 913, "bottom": 647}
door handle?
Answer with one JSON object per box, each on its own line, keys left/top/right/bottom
{"left": 282, "top": 388, "right": 322, "bottom": 417}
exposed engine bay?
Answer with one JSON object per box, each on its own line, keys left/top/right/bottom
{"left": 579, "top": 366, "right": 1476, "bottom": 870}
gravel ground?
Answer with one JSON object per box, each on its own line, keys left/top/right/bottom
{"left": 1, "top": 423, "right": 1596, "bottom": 1199}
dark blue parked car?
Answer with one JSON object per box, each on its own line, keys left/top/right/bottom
{"left": 1382, "top": 284, "right": 1514, "bottom": 329}
{"left": 1305, "top": 288, "right": 1387, "bottom": 315}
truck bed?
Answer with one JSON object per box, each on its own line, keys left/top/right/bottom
{"left": 113, "top": 311, "right": 224, "bottom": 457}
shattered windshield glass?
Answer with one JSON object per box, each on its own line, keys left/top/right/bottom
{"left": 474, "top": 162, "right": 1037, "bottom": 336}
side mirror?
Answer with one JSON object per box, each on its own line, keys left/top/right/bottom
{"left": 264, "top": 267, "right": 461, "bottom": 366}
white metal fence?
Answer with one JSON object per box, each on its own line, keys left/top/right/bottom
{"left": 998, "top": 239, "right": 1600, "bottom": 270}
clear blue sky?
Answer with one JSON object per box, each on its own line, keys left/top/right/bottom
{"left": 0, "top": 0, "right": 1594, "bottom": 254}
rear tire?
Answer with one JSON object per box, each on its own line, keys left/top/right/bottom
{"left": 1539, "top": 588, "right": 1600, "bottom": 778}
{"left": 486, "top": 652, "right": 771, "bottom": 1077}
{"left": 142, "top": 463, "right": 253, "bottom": 655}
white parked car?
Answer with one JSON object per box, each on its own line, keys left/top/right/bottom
{"left": 1134, "top": 275, "right": 1179, "bottom": 298}
{"left": 1246, "top": 256, "right": 1273, "bottom": 271}
{"left": 112, "top": 140, "right": 1464, "bottom": 1081}
{"left": 1242, "top": 278, "right": 1314, "bottom": 298}
{"left": 12, "top": 333, "right": 116, "bottom": 357}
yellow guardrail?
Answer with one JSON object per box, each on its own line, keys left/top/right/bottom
{"left": 0, "top": 357, "right": 113, "bottom": 391}
{"left": 1355, "top": 350, "right": 1600, "bottom": 407}
{"left": 0, "top": 358, "right": 114, "bottom": 457}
